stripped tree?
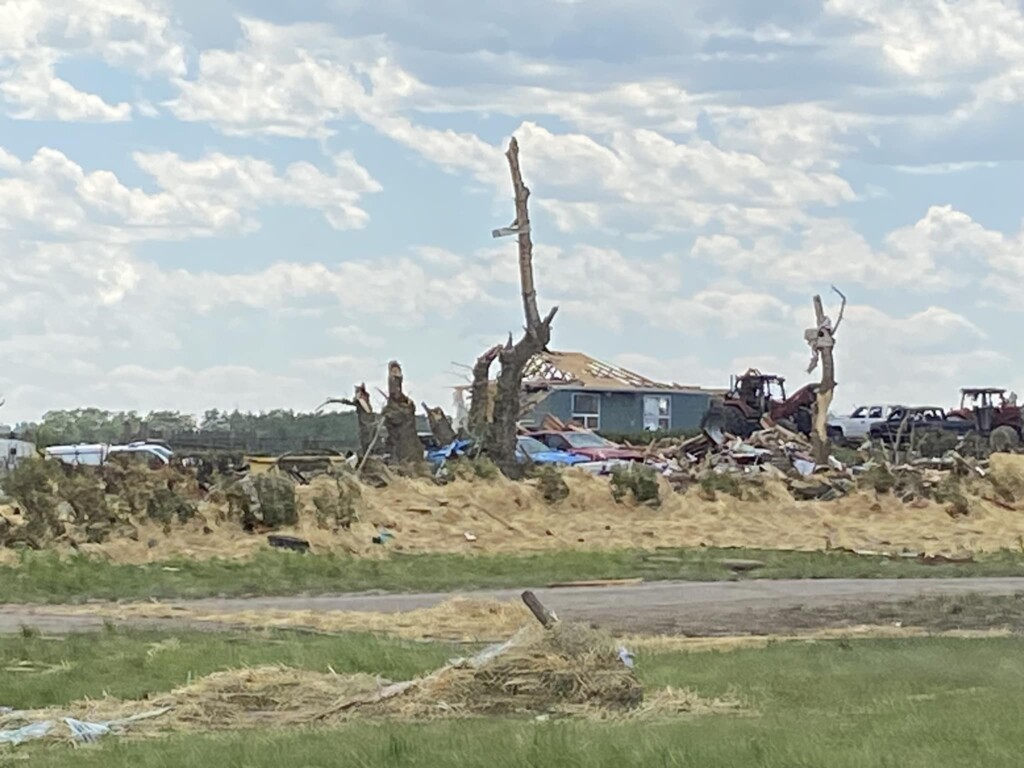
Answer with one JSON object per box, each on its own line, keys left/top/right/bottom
{"left": 804, "top": 286, "right": 846, "bottom": 464}
{"left": 382, "top": 361, "right": 424, "bottom": 465}
{"left": 422, "top": 402, "right": 457, "bottom": 445}
{"left": 467, "top": 344, "right": 502, "bottom": 438}
{"left": 482, "top": 137, "right": 558, "bottom": 475}
{"left": 317, "top": 384, "right": 375, "bottom": 456}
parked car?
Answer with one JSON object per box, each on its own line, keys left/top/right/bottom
{"left": 528, "top": 431, "right": 647, "bottom": 462}
{"left": 868, "top": 407, "right": 974, "bottom": 444}
{"left": 44, "top": 442, "right": 173, "bottom": 467}
{"left": 829, "top": 404, "right": 905, "bottom": 443}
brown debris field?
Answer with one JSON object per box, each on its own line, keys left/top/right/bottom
{"left": 5, "top": 453, "right": 1024, "bottom": 564}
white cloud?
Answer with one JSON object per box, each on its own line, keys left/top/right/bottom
{"left": 0, "top": 0, "right": 185, "bottom": 122}
{"left": 825, "top": 0, "right": 1024, "bottom": 79}
{"left": 167, "top": 19, "right": 858, "bottom": 237}
{"left": 0, "top": 54, "right": 132, "bottom": 121}
{"left": 691, "top": 205, "right": 1018, "bottom": 291}
{"left": 169, "top": 18, "right": 425, "bottom": 138}
{"left": 329, "top": 326, "right": 387, "bottom": 349}
{"left": 0, "top": 145, "right": 382, "bottom": 239}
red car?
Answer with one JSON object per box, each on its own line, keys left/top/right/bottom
{"left": 528, "top": 431, "right": 646, "bottom": 462}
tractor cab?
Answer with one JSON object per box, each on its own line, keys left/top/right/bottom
{"left": 955, "top": 388, "right": 1007, "bottom": 433}
{"left": 949, "top": 387, "right": 1023, "bottom": 449}
{"left": 731, "top": 369, "right": 788, "bottom": 415}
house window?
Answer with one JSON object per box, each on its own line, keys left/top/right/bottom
{"left": 643, "top": 395, "right": 671, "bottom": 431}
{"left": 571, "top": 393, "right": 601, "bottom": 429}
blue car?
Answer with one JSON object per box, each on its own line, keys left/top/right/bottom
{"left": 515, "top": 436, "right": 589, "bottom": 466}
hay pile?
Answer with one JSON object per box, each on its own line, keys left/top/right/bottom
{"left": 0, "top": 622, "right": 737, "bottom": 743}
{"left": 395, "top": 623, "right": 643, "bottom": 718}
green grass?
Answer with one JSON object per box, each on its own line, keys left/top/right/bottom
{"left": 0, "top": 627, "right": 452, "bottom": 709}
{"left": 4, "top": 546, "right": 1024, "bottom": 603}
{"left": 8, "top": 632, "right": 1024, "bottom": 767}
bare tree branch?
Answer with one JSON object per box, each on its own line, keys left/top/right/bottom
{"left": 830, "top": 285, "right": 847, "bottom": 335}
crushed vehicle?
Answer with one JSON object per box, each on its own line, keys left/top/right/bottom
{"left": 700, "top": 369, "right": 819, "bottom": 439}
{"left": 515, "top": 436, "right": 592, "bottom": 467}
{"left": 868, "top": 407, "right": 974, "bottom": 444}
{"left": 946, "top": 388, "right": 1022, "bottom": 451}
{"left": 828, "top": 404, "right": 905, "bottom": 444}
{"left": 425, "top": 436, "right": 612, "bottom": 474}
{"left": 528, "top": 431, "right": 647, "bottom": 462}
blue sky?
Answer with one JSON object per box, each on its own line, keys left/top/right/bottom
{"left": 2, "top": 0, "right": 1023, "bottom": 423}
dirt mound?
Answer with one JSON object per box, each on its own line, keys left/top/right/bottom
{"left": 0, "top": 622, "right": 739, "bottom": 743}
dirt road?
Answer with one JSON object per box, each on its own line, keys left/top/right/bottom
{"left": 4, "top": 578, "right": 1024, "bottom": 636}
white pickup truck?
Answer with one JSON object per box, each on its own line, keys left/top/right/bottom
{"left": 828, "top": 405, "right": 905, "bottom": 443}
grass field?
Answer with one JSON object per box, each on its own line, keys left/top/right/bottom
{"left": 4, "top": 547, "right": 1024, "bottom": 603}
{"left": 4, "top": 628, "right": 1024, "bottom": 767}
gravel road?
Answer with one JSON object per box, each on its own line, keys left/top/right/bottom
{"left": 3, "top": 577, "right": 1024, "bottom": 636}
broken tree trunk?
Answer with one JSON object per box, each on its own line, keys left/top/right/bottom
{"left": 382, "top": 361, "right": 424, "bottom": 466}
{"left": 351, "top": 384, "right": 376, "bottom": 456}
{"left": 482, "top": 137, "right": 559, "bottom": 475}
{"left": 468, "top": 344, "right": 501, "bottom": 439}
{"left": 804, "top": 287, "right": 846, "bottom": 465}
{"left": 422, "top": 402, "right": 457, "bottom": 445}
{"left": 316, "top": 384, "right": 376, "bottom": 456}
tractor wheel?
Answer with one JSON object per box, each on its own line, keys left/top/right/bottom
{"left": 701, "top": 404, "right": 754, "bottom": 438}
{"left": 989, "top": 426, "right": 1020, "bottom": 453}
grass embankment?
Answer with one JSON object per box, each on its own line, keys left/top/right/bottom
{"left": 3, "top": 547, "right": 1024, "bottom": 604}
{"left": 6, "top": 628, "right": 1024, "bottom": 767}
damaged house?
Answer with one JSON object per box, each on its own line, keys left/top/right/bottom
{"left": 456, "top": 351, "right": 721, "bottom": 433}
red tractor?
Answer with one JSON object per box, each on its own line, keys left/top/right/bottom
{"left": 947, "top": 388, "right": 1022, "bottom": 451}
{"left": 700, "top": 369, "right": 819, "bottom": 439}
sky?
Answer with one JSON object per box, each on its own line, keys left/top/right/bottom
{"left": 2, "top": 0, "right": 1024, "bottom": 423}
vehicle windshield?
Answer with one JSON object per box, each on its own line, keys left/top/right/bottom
{"left": 563, "top": 432, "right": 613, "bottom": 448}
{"left": 850, "top": 407, "right": 867, "bottom": 418}
{"left": 517, "top": 437, "right": 550, "bottom": 456}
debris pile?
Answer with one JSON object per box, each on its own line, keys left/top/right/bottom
{"left": 643, "top": 422, "right": 854, "bottom": 500}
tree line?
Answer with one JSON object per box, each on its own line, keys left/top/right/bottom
{"left": 11, "top": 408, "right": 365, "bottom": 453}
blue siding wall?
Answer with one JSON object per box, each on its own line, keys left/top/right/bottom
{"left": 525, "top": 389, "right": 711, "bottom": 432}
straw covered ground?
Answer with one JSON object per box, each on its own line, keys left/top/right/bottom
{"left": 0, "top": 621, "right": 742, "bottom": 743}
{"left": 5, "top": 453, "right": 1024, "bottom": 567}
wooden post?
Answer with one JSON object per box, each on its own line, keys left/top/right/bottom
{"left": 521, "top": 590, "right": 557, "bottom": 628}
